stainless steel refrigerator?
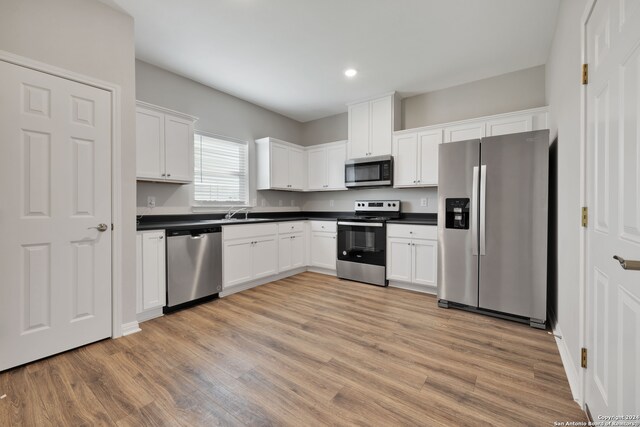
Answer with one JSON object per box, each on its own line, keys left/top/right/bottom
{"left": 437, "top": 130, "right": 549, "bottom": 328}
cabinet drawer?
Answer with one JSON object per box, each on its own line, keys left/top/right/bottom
{"left": 278, "top": 221, "right": 305, "bottom": 234}
{"left": 310, "top": 220, "right": 337, "bottom": 232}
{"left": 223, "top": 223, "right": 278, "bottom": 241}
{"left": 387, "top": 224, "right": 437, "bottom": 240}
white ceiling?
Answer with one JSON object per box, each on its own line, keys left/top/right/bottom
{"left": 110, "top": 0, "right": 560, "bottom": 122}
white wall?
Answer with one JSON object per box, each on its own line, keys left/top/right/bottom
{"left": 545, "top": 0, "right": 588, "bottom": 398}
{"left": 402, "top": 65, "right": 547, "bottom": 129}
{"left": 0, "top": 0, "right": 138, "bottom": 326}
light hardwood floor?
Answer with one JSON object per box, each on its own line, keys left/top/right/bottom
{"left": 0, "top": 272, "right": 585, "bottom": 426}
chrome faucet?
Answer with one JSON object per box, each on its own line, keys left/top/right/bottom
{"left": 225, "top": 206, "right": 248, "bottom": 220}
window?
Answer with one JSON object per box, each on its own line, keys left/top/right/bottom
{"left": 193, "top": 133, "right": 248, "bottom": 205}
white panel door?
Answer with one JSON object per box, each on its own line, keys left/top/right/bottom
{"left": 270, "top": 143, "right": 289, "bottom": 189}
{"left": 135, "top": 107, "right": 164, "bottom": 180}
{"left": 164, "top": 114, "right": 193, "bottom": 183}
{"left": 0, "top": 61, "right": 112, "bottom": 371}
{"left": 370, "top": 96, "right": 393, "bottom": 156}
{"left": 307, "top": 147, "right": 327, "bottom": 190}
{"left": 413, "top": 240, "right": 437, "bottom": 287}
{"left": 278, "top": 234, "right": 293, "bottom": 272}
{"left": 310, "top": 232, "right": 336, "bottom": 270}
{"left": 586, "top": 0, "right": 640, "bottom": 418}
{"left": 444, "top": 122, "right": 485, "bottom": 143}
{"left": 485, "top": 114, "right": 533, "bottom": 137}
{"left": 327, "top": 143, "right": 347, "bottom": 190}
{"left": 387, "top": 238, "right": 412, "bottom": 282}
{"left": 253, "top": 237, "right": 278, "bottom": 279}
{"left": 393, "top": 133, "right": 418, "bottom": 187}
{"left": 348, "top": 102, "right": 370, "bottom": 158}
{"left": 223, "top": 240, "right": 253, "bottom": 288}
{"left": 140, "top": 231, "right": 166, "bottom": 311}
{"left": 290, "top": 233, "right": 305, "bottom": 269}
{"left": 288, "top": 147, "right": 305, "bottom": 190}
{"left": 418, "top": 130, "right": 442, "bottom": 186}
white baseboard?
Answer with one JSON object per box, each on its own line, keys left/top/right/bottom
{"left": 136, "top": 307, "right": 163, "bottom": 323}
{"left": 120, "top": 321, "right": 141, "bottom": 336}
{"left": 388, "top": 280, "right": 437, "bottom": 295}
{"left": 550, "top": 314, "right": 581, "bottom": 403}
{"left": 306, "top": 267, "right": 337, "bottom": 276}
{"left": 220, "top": 267, "right": 307, "bottom": 297}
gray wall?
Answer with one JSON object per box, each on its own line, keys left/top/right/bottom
{"left": 0, "top": 0, "right": 138, "bottom": 326}
{"left": 135, "top": 60, "right": 304, "bottom": 214}
{"left": 402, "top": 65, "right": 547, "bottom": 129}
{"left": 545, "top": 0, "right": 587, "bottom": 396}
{"left": 299, "top": 112, "right": 348, "bottom": 146}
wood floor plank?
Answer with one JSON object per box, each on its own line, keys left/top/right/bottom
{"left": 0, "top": 272, "right": 586, "bottom": 425}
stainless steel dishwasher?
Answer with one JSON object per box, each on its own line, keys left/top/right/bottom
{"left": 166, "top": 226, "right": 222, "bottom": 309}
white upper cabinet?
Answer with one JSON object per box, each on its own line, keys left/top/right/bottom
{"left": 393, "top": 129, "right": 441, "bottom": 187}
{"left": 485, "top": 114, "right": 533, "bottom": 137}
{"left": 256, "top": 137, "right": 305, "bottom": 191}
{"left": 443, "top": 121, "right": 485, "bottom": 143}
{"left": 348, "top": 93, "right": 400, "bottom": 159}
{"left": 306, "top": 141, "right": 347, "bottom": 191}
{"left": 135, "top": 101, "right": 196, "bottom": 184}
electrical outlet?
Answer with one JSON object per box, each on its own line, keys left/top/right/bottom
{"left": 279, "top": 200, "right": 283, "bottom": 207}
{"left": 252, "top": 198, "right": 257, "bottom": 206}
{"left": 420, "top": 198, "right": 427, "bottom": 207}
{"left": 147, "top": 196, "right": 156, "bottom": 208}
{"left": 261, "top": 198, "right": 266, "bottom": 207}
{"left": 330, "top": 200, "right": 334, "bottom": 207}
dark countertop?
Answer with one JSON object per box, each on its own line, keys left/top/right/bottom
{"left": 136, "top": 212, "right": 437, "bottom": 231}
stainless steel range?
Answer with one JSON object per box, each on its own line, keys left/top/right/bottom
{"left": 336, "top": 200, "right": 400, "bottom": 286}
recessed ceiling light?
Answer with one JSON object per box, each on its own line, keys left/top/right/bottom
{"left": 344, "top": 68, "right": 357, "bottom": 78}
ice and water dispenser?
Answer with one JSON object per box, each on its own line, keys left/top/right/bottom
{"left": 445, "top": 198, "right": 470, "bottom": 230}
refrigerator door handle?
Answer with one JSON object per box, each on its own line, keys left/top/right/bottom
{"left": 472, "top": 166, "right": 479, "bottom": 256}
{"left": 480, "top": 165, "right": 487, "bottom": 256}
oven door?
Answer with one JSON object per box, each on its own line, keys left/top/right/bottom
{"left": 337, "top": 221, "right": 386, "bottom": 266}
{"left": 345, "top": 158, "right": 392, "bottom": 187}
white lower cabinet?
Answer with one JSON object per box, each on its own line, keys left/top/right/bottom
{"left": 136, "top": 230, "right": 166, "bottom": 321}
{"left": 309, "top": 221, "right": 337, "bottom": 271}
{"left": 279, "top": 232, "right": 305, "bottom": 272}
{"left": 223, "top": 239, "right": 254, "bottom": 288}
{"left": 387, "top": 224, "right": 437, "bottom": 292}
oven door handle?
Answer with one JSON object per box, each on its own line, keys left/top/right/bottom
{"left": 337, "top": 221, "right": 384, "bottom": 227}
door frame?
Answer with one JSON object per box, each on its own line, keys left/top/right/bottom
{"left": 0, "top": 49, "right": 126, "bottom": 338}
{"left": 579, "top": 0, "right": 600, "bottom": 411}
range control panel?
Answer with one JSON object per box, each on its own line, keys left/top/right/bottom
{"left": 445, "top": 198, "right": 470, "bottom": 230}
{"left": 354, "top": 200, "right": 401, "bottom": 213}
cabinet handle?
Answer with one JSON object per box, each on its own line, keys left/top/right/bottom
{"left": 167, "top": 173, "right": 171, "bottom": 177}
{"left": 161, "top": 173, "right": 166, "bottom": 177}
{"left": 159, "top": 236, "right": 163, "bottom": 239}
{"left": 407, "top": 243, "right": 411, "bottom": 246}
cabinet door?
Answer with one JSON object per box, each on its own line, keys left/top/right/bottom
{"left": 370, "top": 96, "right": 393, "bottom": 156}
{"left": 140, "top": 231, "right": 166, "bottom": 311}
{"left": 310, "top": 232, "right": 336, "bottom": 270}
{"left": 278, "top": 234, "right": 293, "bottom": 272}
{"left": 387, "top": 237, "right": 412, "bottom": 282}
{"left": 288, "top": 147, "right": 305, "bottom": 190}
{"left": 326, "top": 143, "right": 347, "bottom": 190}
{"left": 290, "top": 233, "right": 305, "bottom": 269}
{"left": 485, "top": 114, "right": 533, "bottom": 137}
{"left": 307, "top": 147, "right": 327, "bottom": 190}
{"left": 136, "top": 108, "right": 164, "bottom": 180}
{"left": 348, "top": 102, "right": 370, "bottom": 158}
{"left": 223, "top": 240, "right": 253, "bottom": 288}
{"left": 164, "top": 115, "right": 193, "bottom": 183}
{"left": 444, "top": 122, "right": 485, "bottom": 143}
{"left": 253, "top": 237, "right": 278, "bottom": 279}
{"left": 413, "top": 239, "right": 437, "bottom": 287}
{"left": 270, "top": 142, "right": 289, "bottom": 189}
{"left": 393, "top": 133, "right": 418, "bottom": 187}
{"left": 417, "top": 130, "right": 442, "bottom": 186}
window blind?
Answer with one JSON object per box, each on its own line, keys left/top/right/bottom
{"left": 194, "top": 133, "right": 248, "bottom": 204}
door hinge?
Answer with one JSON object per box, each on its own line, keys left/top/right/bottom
{"left": 582, "top": 207, "right": 588, "bottom": 227}
{"left": 581, "top": 347, "right": 588, "bottom": 368}
{"left": 582, "top": 64, "right": 589, "bottom": 85}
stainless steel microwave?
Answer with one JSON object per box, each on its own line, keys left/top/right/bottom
{"left": 345, "top": 155, "right": 393, "bottom": 188}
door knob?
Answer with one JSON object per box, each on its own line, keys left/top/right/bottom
{"left": 613, "top": 255, "right": 640, "bottom": 271}
{"left": 89, "top": 223, "right": 108, "bottom": 232}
